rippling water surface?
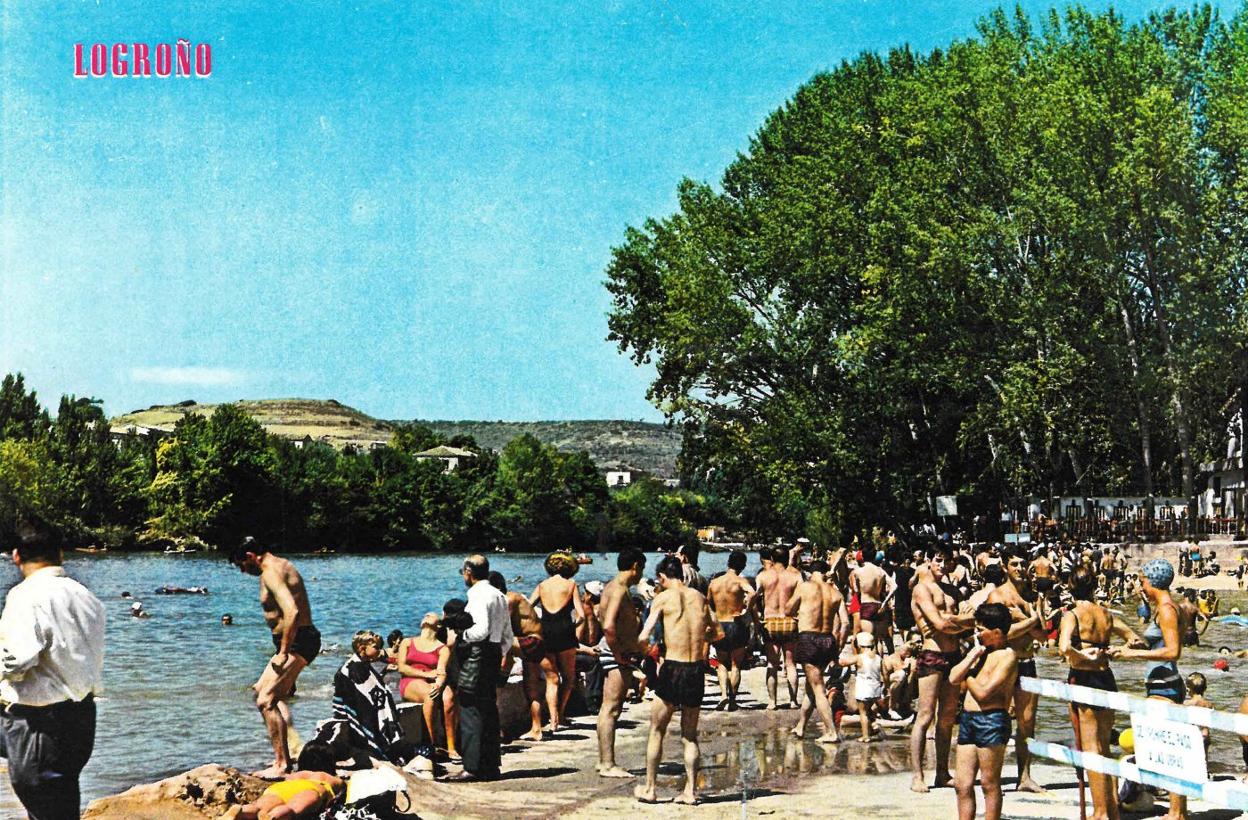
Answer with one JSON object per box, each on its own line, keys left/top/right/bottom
{"left": 5, "top": 552, "right": 1248, "bottom": 802}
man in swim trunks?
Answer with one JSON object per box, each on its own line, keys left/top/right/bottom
{"left": 228, "top": 537, "right": 320, "bottom": 778}
{"left": 951, "top": 603, "right": 1018, "bottom": 820}
{"left": 756, "top": 543, "right": 804, "bottom": 709}
{"left": 596, "top": 549, "right": 647, "bottom": 778}
{"left": 787, "top": 560, "right": 848, "bottom": 743}
{"left": 707, "top": 549, "right": 756, "bottom": 711}
{"left": 987, "top": 549, "right": 1046, "bottom": 793}
{"left": 851, "top": 548, "right": 892, "bottom": 652}
{"left": 489, "top": 571, "right": 545, "bottom": 742}
{"left": 634, "top": 555, "right": 721, "bottom": 805}
{"left": 1029, "top": 546, "right": 1057, "bottom": 596}
{"left": 910, "top": 543, "right": 975, "bottom": 794}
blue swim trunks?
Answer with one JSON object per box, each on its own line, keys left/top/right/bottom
{"left": 957, "top": 709, "right": 1011, "bottom": 748}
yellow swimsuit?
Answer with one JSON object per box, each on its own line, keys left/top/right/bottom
{"left": 262, "top": 778, "right": 336, "bottom": 803}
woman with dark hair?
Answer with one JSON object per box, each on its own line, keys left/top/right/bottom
{"left": 228, "top": 742, "right": 344, "bottom": 819}
{"left": 529, "top": 552, "right": 584, "bottom": 735}
{"left": 1109, "top": 558, "right": 1185, "bottom": 820}
{"left": 1060, "top": 565, "right": 1139, "bottom": 820}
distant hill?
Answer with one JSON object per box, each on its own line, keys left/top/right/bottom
{"left": 110, "top": 399, "right": 394, "bottom": 450}
{"left": 109, "top": 400, "right": 682, "bottom": 476}
{"left": 415, "top": 420, "right": 681, "bottom": 478}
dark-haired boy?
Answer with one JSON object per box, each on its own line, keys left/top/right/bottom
{"left": 708, "top": 549, "right": 756, "bottom": 711}
{"left": 950, "top": 603, "right": 1019, "bottom": 820}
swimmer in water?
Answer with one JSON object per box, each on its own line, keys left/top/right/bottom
{"left": 131, "top": 601, "right": 151, "bottom": 618}
{"left": 222, "top": 613, "right": 234, "bottom": 626}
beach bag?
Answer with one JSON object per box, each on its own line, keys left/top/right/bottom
{"left": 330, "top": 767, "right": 412, "bottom": 820}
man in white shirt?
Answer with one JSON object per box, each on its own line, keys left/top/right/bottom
{"left": 449, "top": 554, "right": 513, "bottom": 782}
{"left": 0, "top": 519, "right": 105, "bottom": 820}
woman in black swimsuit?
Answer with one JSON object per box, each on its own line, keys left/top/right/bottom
{"left": 530, "top": 552, "right": 585, "bottom": 736}
{"left": 1059, "top": 565, "right": 1140, "bottom": 820}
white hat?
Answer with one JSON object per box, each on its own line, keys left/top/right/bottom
{"left": 855, "top": 632, "right": 875, "bottom": 648}
{"left": 585, "top": 580, "right": 605, "bottom": 597}
{"left": 130, "top": 601, "right": 142, "bottom": 611}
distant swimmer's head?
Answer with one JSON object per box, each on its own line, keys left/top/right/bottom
{"left": 1187, "top": 671, "right": 1208, "bottom": 694}
{"left": 221, "top": 613, "right": 233, "bottom": 626}
{"left": 1139, "top": 559, "right": 1175, "bottom": 592}
{"left": 227, "top": 536, "right": 265, "bottom": 576}
{"left": 1234, "top": 608, "right": 1243, "bottom": 616}
{"left": 1219, "top": 646, "right": 1233, "bottom": 656}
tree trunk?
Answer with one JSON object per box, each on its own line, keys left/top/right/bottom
{"left": 1118, "top": 296, "right": 1155, "bottom": 499}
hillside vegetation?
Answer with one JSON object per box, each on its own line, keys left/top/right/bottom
{"left": 109, "top": 400, "right": 680, "bottom": 476}
{"left": 111, "top": 399, "right": 394, "bottom": 449}
{"left": 417, "top": 420, "right": 679, "bottom": 477}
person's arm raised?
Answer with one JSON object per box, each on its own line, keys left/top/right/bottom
{"left": 638, "top": 594, "right": 664, "bottom": 645}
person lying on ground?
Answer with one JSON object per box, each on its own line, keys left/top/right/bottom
{"left": 225, "top": 741, "right": 344, "bottom": 820}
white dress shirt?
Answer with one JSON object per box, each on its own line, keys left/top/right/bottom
{"left": 462, "top": 579, "right": 514, "bottom": 651}
{"left": 0, "top": 566, "right": 106, "bottom": 706}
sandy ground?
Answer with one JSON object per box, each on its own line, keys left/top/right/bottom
{"left": 400, "top": 668, "right": 1243, "bottom": 820}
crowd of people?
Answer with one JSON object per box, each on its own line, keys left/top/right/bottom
{"left": 0, "top": 517, "right": 1241, "bottom": 819}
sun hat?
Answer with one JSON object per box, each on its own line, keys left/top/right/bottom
{"left": 855, "top": 632, "right": 875, "bottom": 648}
{"left": 585, "top": 580, "right": 605, "bottom": 598}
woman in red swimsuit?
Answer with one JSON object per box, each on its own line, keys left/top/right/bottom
{"left": 396, "top": 612, "right": 456, "bottom": 760}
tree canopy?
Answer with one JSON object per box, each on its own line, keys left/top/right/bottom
{"left": 606, "top": 4, "right": 1248, "bottom": 540}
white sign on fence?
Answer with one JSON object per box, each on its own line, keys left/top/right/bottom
{"left": 935, "top": 495, "right": 958, "bottom": 517}
{"left": 1132, "top": 714, "right": 1207, "bottom": 782}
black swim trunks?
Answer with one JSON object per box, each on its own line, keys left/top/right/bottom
{"left": 1067, "top": 667, "right": 1116, "bottom": 713}
{"left": 958, "top": 708, "right": 1011, "bottom": 748}
{"left": 1034, "top": 577, "right": 1055, "bottom": 594}
{"left": 793, "top": 632, "right": 839, "bottom": 668}
{"left": 916, "top": 648, "right": 961, "bottom": 678}
{"left": 273, "top": 624, "right": 322, "bottom": 665}
{"left": 655, "top": 659, "right": 706, "bottom": 708}
{"left": 713, "top": 614, "right": 751, "bottom": 655}
{"left": 1017, "top": 659, "right": 1037, "bottom": 679}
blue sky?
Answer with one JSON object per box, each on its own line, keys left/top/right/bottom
{"left": 1, "top": 1, "right": 1234, "bottom": 422}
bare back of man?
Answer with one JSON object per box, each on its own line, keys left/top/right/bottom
{"left": 788, "top": 569, "right": 847, "bottom": 743}
{"left": 708, "top": 564, "right": 755, "bottom": 711}
{"left": 986, "top": 562, "right": 1045, "bottom": 793}
{"left": 635, "top": 568, "right": 719, "bottom": 805}
{"left": 851, "top": 560, "right": 889, "bottom": 644}
{"left": 758, "top": 549, "right": 803, "bottom": 709}
{"left": 236, "top": 546, "right": 319, "bottom": 779}
{"left": 596, "top": 556, "right": 645, "bottom": 777}
{"left": 506, "top": 591, "right": 547, "bottom": 742}
{"left": 909, "top": 551, "right": 973, "bottom": 794}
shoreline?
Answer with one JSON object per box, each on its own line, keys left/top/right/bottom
{"left": 80, "top": 666, "right": 1243, "bottom": 819}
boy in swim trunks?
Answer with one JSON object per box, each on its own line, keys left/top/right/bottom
{"left": 634, "top": 555, "right": 722, "bottom": 806}
{"left": 950, "top": 603, "right": 1018, "bottom": 820}
{"left": 707, "top": 549, "right": 756, "bottom": 711}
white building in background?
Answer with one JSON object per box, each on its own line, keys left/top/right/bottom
{"left": 1199, "top": 409, "right": 1245, "bottom": 518}
{"left": 601, "top": 462, "right": 637, "bottom": 487}
{"left": 413, "top": 445, "right": 477, "bottom": 472}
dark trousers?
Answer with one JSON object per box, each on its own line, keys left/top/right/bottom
{"left": 456, "top": 642, "right": 501, "bottom": 776}
{"left": 1, "top": 696, "right": 96, "bottom": 820}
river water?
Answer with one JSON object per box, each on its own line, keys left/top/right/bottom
{"left": 2, "top": 552, "right": 1247, "bottom": 804}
